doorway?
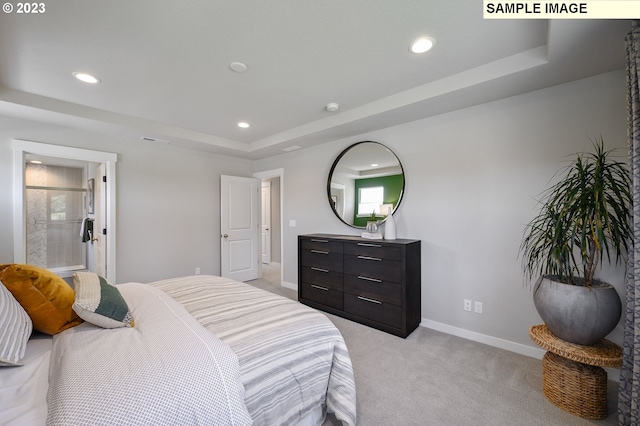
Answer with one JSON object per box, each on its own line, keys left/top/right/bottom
{"left": 261, "top": 181, "right": 271, "bottom": 264}
{"left": 254, "top": 169, "right": 283, "bottom": 287}
{"left": 13, "top": 140, "right": 118, "bottom": 281}
{"left": 24, "top": 156, "right": 94, "bottom": 277}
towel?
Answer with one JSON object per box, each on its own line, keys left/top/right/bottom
{"left": 80, "top": 218, "right": 93, "bottom": 243}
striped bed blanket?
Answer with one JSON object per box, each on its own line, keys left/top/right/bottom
{"left": 150, "top": 275, "right": 357, "bottom": 426}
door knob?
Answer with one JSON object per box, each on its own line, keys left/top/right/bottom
{"left": 223, "top": 234, "right": 228, "bottom": 238}
{"left": 265, "top": 228, "right": 269, "bottom": 231}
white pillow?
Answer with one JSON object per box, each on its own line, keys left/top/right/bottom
{"left": 0, "top": 282, "right": 33, "bottom": 366}
{"left": 72, "top": 272, "right": 135, "bottom": 329}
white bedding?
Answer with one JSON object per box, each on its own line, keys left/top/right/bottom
{"left": 0, "top": 275, "right": 357, "bottom": 426}
{"left": 46, "top": 283, "right": 252, "bottom": 426}
{"left": 0, "top": 336, "right": 51, "bottom": 426}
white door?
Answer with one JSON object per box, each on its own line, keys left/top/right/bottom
{"left": 94, "top": 164, "right": 107, "bottom": 277}
{"left": 261, "top": 181, "right": 271, "bottom": 265}
{"left": 221, "top": 175, "right": 260, "bottom": 281}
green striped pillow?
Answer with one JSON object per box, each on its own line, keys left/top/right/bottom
{"left": 72, "top": 272, "right": 135, "bottom": 328}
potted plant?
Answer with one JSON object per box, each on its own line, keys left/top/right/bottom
{"left": 366, "top": 211, "right": 378, "bottom": 233}
{"left": 520, "top": 138, "right": 632, "bottom": 345}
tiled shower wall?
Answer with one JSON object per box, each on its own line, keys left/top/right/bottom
{"left": 26, "top": 164, "right": 47, "bottom": 267}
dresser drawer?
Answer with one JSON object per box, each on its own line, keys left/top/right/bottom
{"left": 343, "top": 274, "right": 402, "bottom": 306}
{"left": 344, "top": 255, "right": 401, "bottom": 283}
{"left": 301, "top": 238, "right": 343, "bottom": 254}
{"left": 300, "top": 282, "right": 344, "bottom": 310}
{"left": 344, "top": 293, "right": 401, "bottom": 329}
{"left": 300, "top": 265, "right": 343, "bottom": 291}
{"left": 344, "top": 241, "right": 402, "bottom": 261}
{"left": 299, "top": 234, "right": 420, "bottom": 338}
{"left": 300, "top": 249, "right": 343, "bottom": 273}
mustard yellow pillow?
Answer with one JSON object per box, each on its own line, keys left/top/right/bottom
{"left": 0, "top": 264, "right": 83, "bottom": 335}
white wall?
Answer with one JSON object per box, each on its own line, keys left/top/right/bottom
{"left": 0, "top": 70, "right": 628, "bottom": 355}
{"left": 254, "top": 70, "right": 629, "bottom": 351}
{"left": 0, "top": 115, "right": 253, "bottom": 283}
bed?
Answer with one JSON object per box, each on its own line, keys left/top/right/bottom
{"left": 0, "top": 268, "right": 357, "bottom": 426}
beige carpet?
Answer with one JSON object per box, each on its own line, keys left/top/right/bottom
{"left": 247, "top": 265, "right": 619, "bottom": 426}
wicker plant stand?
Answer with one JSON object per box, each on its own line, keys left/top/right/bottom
{"left": 529, "top": 324, "right": 622, "bottom": 420}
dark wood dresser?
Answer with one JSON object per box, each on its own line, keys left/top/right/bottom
{"left": 298, "top": 234, "right": 421, "bottom": 338}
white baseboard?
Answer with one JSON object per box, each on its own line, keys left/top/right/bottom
{"left": 420, "top": 318, "right": 620, "bottom": 382}
{"left": 282, "top": 281, "right": 297, "bottom": 291}
{"left": 420, "top": 319, "right": 545, "bottom": 359}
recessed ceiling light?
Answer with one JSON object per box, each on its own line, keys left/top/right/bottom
{"left": 237, "top": 122, "right": 250, "bottom": 128}
{"left": 72, "top": 72, "right": 100, "bottom": 84}
{"left": 229, "top": 62, "right": 247, "bottom": 73}
{"left": 326, "top": 103, "right": 339, "bottom": 112}
{"left": 409, "top": 37, "right": 435, "bottom": 54}
{"left": 371, "top": 163, "right": 378, "bottom": 167}
{"left": 30, "top": 160, "right": 42, "bottom": 164}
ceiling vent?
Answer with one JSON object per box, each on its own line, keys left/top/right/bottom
{"left": 140, "top": 137, "right": 171, "bottom": 144}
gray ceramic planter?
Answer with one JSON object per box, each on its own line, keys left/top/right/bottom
{"left": 533, "top": 275, "right": 622, "bottom": 346}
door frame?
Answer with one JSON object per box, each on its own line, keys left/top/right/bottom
{"left": 253, "top": 168, "right": 284, "bottom": 286}
{"left": 94, "top": 164, "right": 107, "bottom": 277}
{"left": 260, "top": 180, "right": 271, "bottom": 265}
{"left": 12, "top": 140, "right": 118, "bottom": 281}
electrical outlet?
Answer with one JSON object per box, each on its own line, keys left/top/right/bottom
{"left": 195, "top": 267, "right": 201, "bottom": 275}
{"left": 464, "top": 299, "right": 472, "bottom": 312}
{"left": 474, "top": 301, "right": 483, "bottom": 314}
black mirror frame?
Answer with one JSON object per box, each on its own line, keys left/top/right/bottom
{"left": 327, "top": 141, "right": 405, "bottom": 229}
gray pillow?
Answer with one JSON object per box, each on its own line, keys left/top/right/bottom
{"left": 0, "top": 282, "right": 33, "bottom": 366}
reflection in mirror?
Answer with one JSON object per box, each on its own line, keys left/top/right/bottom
{"left": 327, "top": 141, "right": 404, "bottom": 229}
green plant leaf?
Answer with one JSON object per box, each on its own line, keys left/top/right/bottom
{"left": 519, "top": 137, "right": 632, "bottom": 287}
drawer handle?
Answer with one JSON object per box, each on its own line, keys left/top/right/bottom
{"left": 311, "top": 239, "right": 329, "bottom": 243}
{"left": 311, "top": 284, "right": 329, "bottom": 291}
{"left": 357, "top": 275, "right": 382, "bottom": 283}
{"left": 358, "top": 295, "right": 382, "bottom": 304}
{"left": 310, "top": 267, "right": 329, "bottom": 273}
{"left": 358, "top": 243, "right": 382, "bottom": 248}
{"left": 311, "top": 249, "right": 329, "bottom": 255}
{"left": 358, "top": 255, "right": 382, "bottom": 261}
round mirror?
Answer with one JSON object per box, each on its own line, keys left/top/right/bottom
{"left": 327, "top": 141, "right": 405, "bottom": 229}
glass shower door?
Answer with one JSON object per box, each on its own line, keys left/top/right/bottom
{"left": 25, "top": 163, "right": 87, "bottom": 273}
